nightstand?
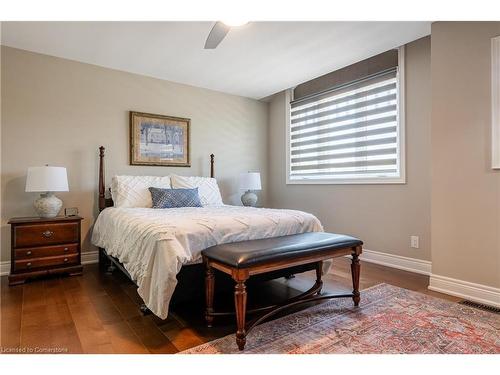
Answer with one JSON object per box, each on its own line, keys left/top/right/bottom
{"left": 8, "top": 216, "right": 83, "bottom": 285}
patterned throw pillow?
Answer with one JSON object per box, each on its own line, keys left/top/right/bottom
{"left": 149, "top": 187, "right": 202, "bottom": 209}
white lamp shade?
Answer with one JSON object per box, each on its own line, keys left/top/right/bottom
{"left": 239, "top": 172, "right": 261, "bottom": 191}
{"left": 25, "top": 166, "right": 69, "bottom": 192}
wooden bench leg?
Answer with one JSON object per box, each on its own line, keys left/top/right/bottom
{"left": 234, "top": 279, "right": 248, "bottom": 351}
{"left": 205, "top": 262, "right": 215, "bottom": 328}
{"left": 351, "top": 250, "right": 361, "bottom": 306}
{"left": 315, "top": 261, "right": 323, "bottom": 295}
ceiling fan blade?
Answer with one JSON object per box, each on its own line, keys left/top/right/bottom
{"left": 204, "top": 21, "right": 230, "bottom": 49}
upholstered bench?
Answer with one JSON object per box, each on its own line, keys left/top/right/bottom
{"left": 202, "top": 232, "right": 363, "bottom": 350}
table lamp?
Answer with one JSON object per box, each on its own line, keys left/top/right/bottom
{"left": 25, "top": 166, "right": 69, "bottom": 218}
{"left": 239, "top": 172, "right": 261, "bottom": 207}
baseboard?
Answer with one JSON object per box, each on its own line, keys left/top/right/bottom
{"left": 358, "top": 249, "right": 432, "bottom": 276}
{"left": 0, "top": 250, "right": 100, "bottom": 276}
{"left": 0, "top": 261, "right": 10, "bottom": 276}
{"left": 429, "top": 274, "right": 500, "bottom": 308}
{"left": 81, "top": 250, "right": 99, "bottom": 265}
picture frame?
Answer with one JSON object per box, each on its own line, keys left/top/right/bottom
{"left": 130, "top": 111, "right": 190, "bottom": 167}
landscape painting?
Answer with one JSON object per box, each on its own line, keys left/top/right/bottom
{"left": 130, "top": 111, "right": 190, "bottom": 166}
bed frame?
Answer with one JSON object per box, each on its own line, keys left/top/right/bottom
{"left": 96, "top": 146, "right": 315, "bottom": 316}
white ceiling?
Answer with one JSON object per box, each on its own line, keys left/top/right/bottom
{"left": 1, "top": 22, "right": 430, "bottom": 99}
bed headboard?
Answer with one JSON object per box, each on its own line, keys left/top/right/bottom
{"left": 98, "top": 146, "right": 215, "bottom": 212}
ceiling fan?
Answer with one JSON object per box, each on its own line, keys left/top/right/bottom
{"left": 204, "top": 21, "right": 248, "bottom": 49}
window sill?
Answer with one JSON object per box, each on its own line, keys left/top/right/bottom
{"left": 286, "top": 177, "right": 406, "bottom": 185}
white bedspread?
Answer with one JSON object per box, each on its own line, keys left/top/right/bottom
{"left": 91, "top": 205, "right": 323, "bottom": 319}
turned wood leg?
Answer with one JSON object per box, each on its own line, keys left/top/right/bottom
{"left": 351, "top": 250, "right": 361, "bottom": 307}
{"left": 315, "top": 261, "right": 323, "bottom": 295}
{"left": 205, "top": 263, "right": 215, "bottom": 327}
{"left": 234, "top": 280, "right": 248, "bottom": 351}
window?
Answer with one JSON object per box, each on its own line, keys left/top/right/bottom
{"left": 287, "top": 48, "right": 405, "bottom": 184}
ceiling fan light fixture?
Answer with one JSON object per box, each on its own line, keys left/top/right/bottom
{"left": 204, "top": 20, "right": 249, "bottom": 50}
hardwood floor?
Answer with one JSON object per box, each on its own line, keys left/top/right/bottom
{"left": 0, "top": 258, "right": 460, "bottom": 354}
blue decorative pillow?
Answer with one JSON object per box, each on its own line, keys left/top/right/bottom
{"left": 149, "top": 187, "right": 202, "bottom": 209}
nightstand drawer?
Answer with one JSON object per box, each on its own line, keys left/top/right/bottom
{"left": 15, "top": 243, "right": 79, "bottom": 259}
{"left": 13, "top": 222, "right": 79, "bottom": 247}
{"left": 14, "top": 254, "right": 79, "bottom": 272}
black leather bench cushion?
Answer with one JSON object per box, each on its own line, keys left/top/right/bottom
{"left": 202, "top": 232, "right": 363, "bottom": 269}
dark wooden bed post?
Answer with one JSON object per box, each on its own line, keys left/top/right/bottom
{"left": 99, "top": 146, "right": 106, "bottom": 212}
{"left": 98, "top": 146, "right": 114, "bottom": 272}
{"left": 210, "top": 154, "right": 215, "bottom": 178}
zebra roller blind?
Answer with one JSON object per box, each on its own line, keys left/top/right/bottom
{"left": 289, "top": 68, "right": 402, "bottom": 183}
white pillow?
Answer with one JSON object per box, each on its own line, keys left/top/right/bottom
{"left": 170, "top": 175, "right": 223, "bottom": 207}
{"left": 111, "top": 175, "right": 171, "bottom": 208}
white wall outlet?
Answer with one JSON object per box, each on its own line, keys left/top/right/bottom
{"left": 410, "top": 236, "right": 419, "bottom": 249}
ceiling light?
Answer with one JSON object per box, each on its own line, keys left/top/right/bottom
{"left": 221, "top": 20, "right": 249, "bottom": 27}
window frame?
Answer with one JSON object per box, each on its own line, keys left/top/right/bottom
{"left": 286, "top": 46, "right": 406, "bottom": 185}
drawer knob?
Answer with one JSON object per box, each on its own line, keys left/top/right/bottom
{"left": 42, "top": 230, "right": 54, "bottom": 238}
{"left": 26, "top": 262, "right": 32, "bottom": 268}
{"left": 64, "top": 258, "right": 68, "bottom": 262}
{"left": 64, "top": 247, "right": 69, "bottom": 252}
{"left": 26, "top": 251, "right": 32, "bottom": 256}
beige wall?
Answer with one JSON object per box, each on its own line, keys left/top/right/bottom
{"left": 1, "top": 46, "right": 268, "bottom": 260}
{"left": 268, "top": 37, "right": 432, "bottom": 261}
{"left": 431, "top": 22, "right": 500, "bottom": 288}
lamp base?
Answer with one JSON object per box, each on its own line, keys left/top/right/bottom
{"left": 34, "top": 192, "right": 63, "bottom": 218}
{"left": 241, "top": 190, "right": 258, "bottom": 207}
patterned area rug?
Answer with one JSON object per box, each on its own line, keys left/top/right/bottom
{"left": 181, "top": 284, "right": 500, "bottom": 354}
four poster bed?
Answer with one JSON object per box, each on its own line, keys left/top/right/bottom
{"left": 93, "top": 146, "right": 324, "bottom": 319}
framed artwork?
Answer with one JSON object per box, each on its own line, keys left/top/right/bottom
{"left": 130, "top": 111, "right": 190, "bottom": 167}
